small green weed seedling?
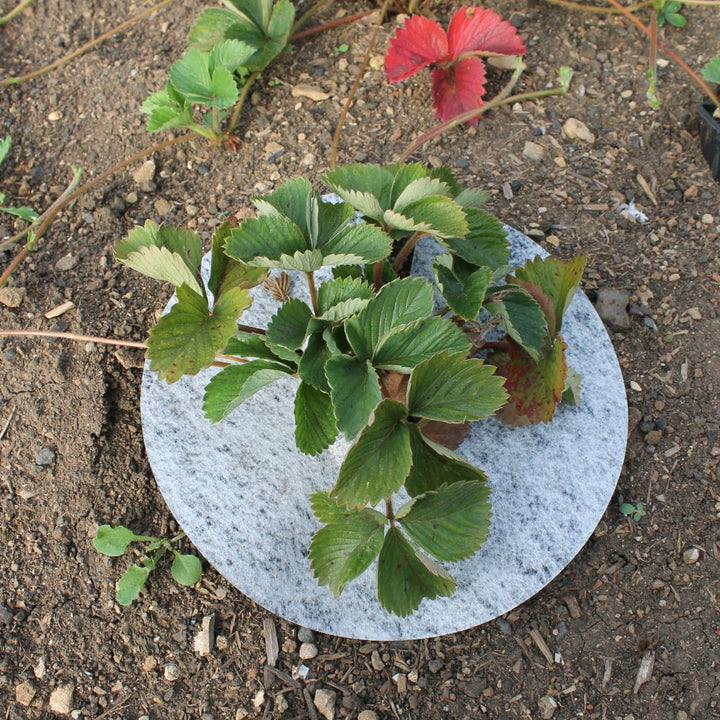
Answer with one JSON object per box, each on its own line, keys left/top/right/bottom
{"left": 620, "top": 502, "right": 647, "bottom": 522}
{"left": 93, "top": 525, "right": 202, "bottom": 605}
{"left": 0, "top": 136, "right": 39, "bottom": 223}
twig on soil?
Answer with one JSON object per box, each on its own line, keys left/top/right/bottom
{"left": 0, "top": 407, "right": 16, "bottom": 443}
{"left": 303, "top": 688, "right": 319, "bottom": 720}
{"left": 0, "top": 0, "right": 34, "bottom": 26}
{"left": 529, "top": 628, "right": 555, "bottom": 664}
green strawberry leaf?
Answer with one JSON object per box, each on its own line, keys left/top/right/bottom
{"left": 147, "top": 285, "right": 252, "bottom": 383}
{"left": 407, "top": 350, "right": 508, "bottom": 423}
{"left": 485, "top": 288, "right": 548, "bottom": 361}
{"left": 141, "top": 84, "right": 194, "bottom": 133}
{"left": 703, "top": 52, "right": 720, "bottom": 84}
{"left": 0, "top": 135, "right": 11, "bottom": 165}
{"left": 203, "top": 359, "right": 293, "bottom": 422}
{"left": 397, "top": 480, "right": 491, "bottom": 562}
{"left": 208, "top": 38, "right": 255, "bottom": 74}
{"left": 325, "top": 355, "right": 383, "bottom": 440}
{"left": 441, "top": 208, "right": 509, "bottom": 269}
{"left": 319, "top": 222, "right": 392, "bottom": 267}
{"left": 373, "top": 316, "right": 469, "bottom": 372}
{"left": 393, "top": 177, "right": 452, "bottom": 212}
{"left": 377, "top": 527, "right": 455, "bottom": 617}
{"left": 93, "top": 525, "right": 155, "bottom": 557}
{"left": 225, "top": 214, "right": 308, "bottom": 268}
{"left": 253, "top": 177, "right": 314, "bottom": 238}
{"left": 0, "top": 204, "right": 38, "bottom": 221}
{"left": 433, "top": 254, "right": 493, "bottom": 320}
{"left": 266, "top": 298, "right": 312, "bottom": 352}
{"left": 115, "top": 221, "right": 204, "bottom": 295}
{"left": 384, "top": 195, "right": 468, "bottom": 239}
{"left": 297, "top": 332, "right": 332, "bottom": 392}
{"left": 209, "top": 223, "right": 267, "bottom": 298}
{"left": 562, "top": 365, "right": 582, "bottom": 405}
{"left": 323, "top": 164, "right": 394, "bottom": 222}
{"left": 388, "top": 163, "right": 433, "bottom": 206}
{"left": 309, "top": 505, "right": 386, "bottom": 596}
{"left": 223, "top": 331, "right": 292, "bottom": 364}
{"left": 344, "top": 277, "right": 434, "bottom": 361}
{"left": 405, "top": 425, "right": 487, "bottom": 497}
{"left": 170, "top": 552, "right": 202, "bottom": 586}
{"left": 332, "top": 400, "right": 411, "bottom": 508}
{"left": 294, "top": 382, "right": 338, "bottom": 455}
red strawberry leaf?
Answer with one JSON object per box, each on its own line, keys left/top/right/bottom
{"left": 496, "top": 335, "right": 567, "bottom": 425}
{"left": 446, "top": 7, "right": 526, "bottom": 60}
{"left": 385, "top": 15, "right": 448, "bottom": 82}
{"left": 431, "top": 57, "right": 487, "bottom": 125}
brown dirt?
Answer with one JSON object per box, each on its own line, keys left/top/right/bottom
{"left": 1, "top": 1, "right": 719, "bottom": 719}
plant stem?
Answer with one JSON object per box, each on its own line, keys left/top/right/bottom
{"left": 0, "top": 0, "right": 178, "bottom": 86}
{"left": 0, "top": 328, "right": 148, "bottom": 349}
{"left": 385, "top": 497, "right": 395, "bottom": 523}
{"left": 605, "top": 0, "right": 720, "bottom": 107}
{"left": 373, "top": 260, "right": 383, "bottom": 292}
{"left": 290, "top": 10, "right": 377, "bottom": 43}
{"left": 227, "top": 70, "right": 260, "bottom": 134}
{"left": 305, "top": 272, "right": 319, "bottom": 315}
{"left": 291, "top": 0, "right": 332, "bottom": 34}
{"left": 237, "top": 323, "right": 266, "bottom": 335}
{"left": 398, "top": 63, "right": 573, "bottom": 162}
{"left": 330, "top": 0, "right": 391, "bottom": 170}
{"left": 0, "top": 133, "right": 193, "bottom": 289}
{"left": 647, "top": 8, "right": 659, "bottom": 106}
{"left": 392, "top": 231, "right": 423, "bottom": 273}
{"left": 0, "top": 0, "right": 34, "bottom": 25}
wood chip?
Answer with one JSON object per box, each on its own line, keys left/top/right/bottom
{"left": 601, "top": 657, "right": 613, "bottom": 688}
{"left": 291, "top": 84, "right": 330, "bottom": 101}
{"left": 44, "top": 301, "right": 75, "bottom": 319}
{"left": 564, "top": 595, "right": 582, "bottom": 619}
{"left": 636, "top": 173, "right": 658, "bottom": 207}
{"left": 633, "top": 650, "right": 655, "bottom": 694}
{"left": 263, "top": 618, "right": 279, "bottom": 667}
{"left": 529, "top": 629, "right": 554, "bottom": 664}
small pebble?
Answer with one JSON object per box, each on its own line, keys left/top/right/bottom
{"left": 701, "top": 214, "right": 713, "bottom": 225}
{"left": 163, "top": 663, "right": 180, "bottom": 681}
{"left": 49, "top": 683, "right": 74, "bottom": 715}
{"left": 358, "top": 712, "right": 378, "bottom": 720}
{"left": 314, "top": 688, "right": 337, "bottom": 720}
{"left": 54, "top": 253, "right": 78, "bottom": 271}
{"left": 683, "top": 547, "right": 700, "bottom": 564}
{"left": 34, "top": 446, "right": 56, "bottom": 466}
{"left": 299, "top": 642, "right": 318, "bottom": 660}
{"left": 538, "top": 694, "right": 558, "bottom": 719}
{"left": 15, "top": 680, "right": 36, "bottom": 706}
{"left": 495, "top": 618, "right": 512, "bottom": 635}
{"left": 297, "top": 626, "right": 315, "bottom": 643}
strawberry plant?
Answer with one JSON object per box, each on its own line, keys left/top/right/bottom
{"left": 114, "top": 162, "right": 586, "bottom": 616}
{"left": 0, "top": 136, "right": 38, "bottom": 223}
{"left": 384, "top": 6, "right": 526, "bottom": 124}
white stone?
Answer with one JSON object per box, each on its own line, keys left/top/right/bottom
{"left": 314, "top": 689, "right": 337, "bottom": 720}
{"left": 563, "top": 118, "right": 596, "bottom": 144}
{"left": 193, "top": 614, "right": 215, "bottom": 655}
{"left": 141, "top": 227, "right": 627, "bottom": 640}
{"left": 539, "top": 694, "right": 558, "bottom": 718}
{"left": 299, "top": 642, "right": 318, "bottom": 660}
{"left": 683, "top": 548, "right": 700, "bottom": 564}
{"left": 49, "top": 683, "right": 74, "bottom": 714}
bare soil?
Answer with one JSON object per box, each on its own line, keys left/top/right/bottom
{"left": 1, "top": 1, "right": 719, "bottom": 719}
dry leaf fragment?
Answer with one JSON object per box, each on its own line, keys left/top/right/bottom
{"left": 291, "top": 84, "right": 330, "bottom": 101}
{"left": 44, "top": 300, "right": 75, "bottom": 319}
{"left": 633, "top": 650, "right": 655, "bottom": 694}
{"left": 636, "top": 174, "right": 658, "bottom": 207}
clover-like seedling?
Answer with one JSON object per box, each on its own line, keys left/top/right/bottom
{"left": 619, "top": 502, "right": 647, "bottom": 522}
{"left": 114, "top": 163, "right": 586, "bottom": 616}
{"left": 0, "top": 136, "right": 39, "bottom": 223}
{"left": 93, "top": 525, "right": 202, "bottom": 606}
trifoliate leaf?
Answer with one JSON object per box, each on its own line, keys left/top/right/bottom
{"left": 499, "top": 336, "right": 567, "bottom": 424}
{"left": 513, "top": 254, "right": 586, "bottom": 335}
{"left": 485, "top": 288, "right": 547, "bottom": 361}
{"left": 320, "top": 222, "right": 393, "bottom": 267}
{"left": 309, "top": 506, "right": 386, "bottom": 596}
{"left": 332, "top": 400, "right": 411, "bottom": 508}
{"left": 266, "top": 298, "right": 312, "bottom": 351}
{"left": 377, "top": 527, "right": 455, "bottom": 617}
{"left": 116, "top": 564, "right": 151, "bottom": 606}
{"left": 227, "top": 0, "right": 294, "bottom": 71}
{"left": 170, "top": 552, "right": 202, "bottom": 585}
{"left": 433, "top": 254, "right": 493, "bottom": 320}
{"left": 407, "top": 350, "right": 508, "bottom": 423}
{"left": 405, "top": 425, "right": 487, "bottom": 497}
{"left": 253, "top": 177, "right": 314, "bottom": 238}
{"left": 115, "top": 221, "right": 204, "bottom": 295}
{"left": 441, "top": 208, "right": 509, "bottom": 269}
{"left": 203, "top": 359, "right": 293, "bottom": 422}
{"left": 373, "top": 316, "right": 469, "bottom": 372}
{"left": 93, "top": 525, "right": 154, "bottom": 557}
{"left": 147, "top": 285, "right": 252, "bottom": 383}
{"left": 325, "top": 355, "right": 383, "bottom": 440}
{"left": 397, "top": 480, "right": 491, "bottom": 562}
{"left": 345, "top": 277, "right": 434, "bottom": 361}
{"left": 294, "top": 382, "right": 338, "bottom": 455}
{"left": 323, "top": 164, "right": 394, "bottom": 221}
{"left": 168, "top": 48, "right": 214, "bottom": 104}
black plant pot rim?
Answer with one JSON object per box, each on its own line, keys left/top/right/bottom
{"left": 698, "top": 100, "right": 720, "bottom": 182}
